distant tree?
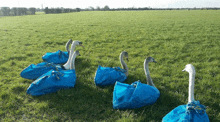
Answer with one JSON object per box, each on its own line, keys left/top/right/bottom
{"left": 1, "top": 7, "right": 10, "bottom": 16}
{"left": 12, "top": 7, "right": 17, "bottom": 16}
{"left": 89, "top": 6, "right": 95, "bottom": 11}
{"left": 56, "top": 8, "right": 62, "bottom": 13}
{"left": 50, "top": 8, "right": 55, "bottom": 13}
{"left": 17, "top": 8, "right": 23, "bottom": 15}
{"left": 24, "top": 8, "right": 28, "bottom": 15}
{"left": 103, "top": 5, "right": 110, "bottom": 11}
{"left": 64, "top": 8, "right": 70, "bottom": 13}
{"left": 96, "top": 6, "right": 101, "bottom": 11}
{"left": 70, "top": 9, "right": 75, "bottom": 12}
{"left": 29, "top": 7, "right": 36, "bottom": 14}
{"left": 76, "top": 8, "right": 80, "bottom": 12}
{"left": 44, "top": 7, "right": 49, "bottom": 14}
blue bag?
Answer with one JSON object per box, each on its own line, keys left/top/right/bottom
{"left": 162, "top": 101, "right": 209, "bottom": 122}
{"left": 113, "top": 80, "right": 160, "bottom": 109}
{"left": 94, "top": 65, "right": 127, "bottom": 86}
{"left": 42, "top": 50, "right": 69, "bottom": 64}
{"left": 20, "top": 62, "right": 63, "bottom": 80}
{"left": 27, "top": 69, "right": 76, "bottom": 96}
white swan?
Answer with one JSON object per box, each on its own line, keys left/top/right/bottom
{"left": 21, "top": 41, "right": 82, "bottom": 80}
{"left": 162, "top": 64, "right": 210, "bottom": 122}
{"left": 119, "top": 51, "right": 129, "bottom": 76}
{"left": 144, "top": 57, "right": 157, "bottom": 87}
{"left": 70, "top": 50, "right": 80, "bottom": 70}
{"left": 63, "top": 41, "right": 83, "bottom": 69}
{"left": 65, "top": 39, "right": 73, "bottom": 52}
{"left": 182, "top": 64, "right": 196, "bottom": 102}
{"left": 26, "top": 50, "right": 81, "bottom": 96}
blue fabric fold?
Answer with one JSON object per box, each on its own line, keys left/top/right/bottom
{"left": 94, "top": 65, "right": 127, "bottom": 86}
{"left": 113, "top": 80, "right": 160, "bottom": 109}
{"left": 42, "top": 50, "right": 69, "bottom": 64}
{"left": 27, "top": 69, "right": 76, "bottom": 96}
{"left": 20, "top": 62, "right": 63, "bottom": 80}
{"left": 162, "top": 101, "right": 210, "bottom": 122}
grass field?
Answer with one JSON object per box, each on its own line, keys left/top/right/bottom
{"left": 0, "top": 10, "right": 220, "bottom": 121}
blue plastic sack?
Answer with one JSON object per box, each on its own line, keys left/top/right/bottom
{"left": 42, "top": 50, "right": 69, "bottom": 64}
{"left": 162, "top": 101, "right": 210, "bottom": 122}
{"left": 27, "top": 69, "right": 76, "bottom": 96}
{"left": 113, "top": 80, "right": 160, "bottom": 109}
{"left": 20, "top": 62, "right": 63, "bottom": 80}
{"left": 94, "top": 65, "right": 127, "bottom": 86}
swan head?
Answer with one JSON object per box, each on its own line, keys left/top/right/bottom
{"left": 74, "top": 41, "right": 84, "bottom": 48}
{"left": 182, "top": 64, "right": 195, "bottom": 73}
{"left": 75, "top": 50, "right": 81, "bottom": 56}
{"left": 121, "top": 51, "right": 129, "bottom": 61}
{"left": 145, "top": 57, "right": 157, "bottom": 63}
{"left": 68, "top": 39, "right": 73, "bottom": 43}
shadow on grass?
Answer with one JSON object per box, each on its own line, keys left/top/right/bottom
{"left": 34, "top": 80, "right": 116, "bottom": 121}
{"left": 31, "top": 67, "right": 183, "bottom": 121}
{"left": 0, "top": 56, "right": 27, "bottom": 66}
{"left": 30, "top": 57, "right": 118, "bottom": 121}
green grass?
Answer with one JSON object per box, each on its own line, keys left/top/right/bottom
{"left": 0, "top": 10, "right": 220, "bottom": 121}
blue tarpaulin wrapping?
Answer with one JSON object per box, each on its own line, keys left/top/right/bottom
{"left": 162, "top": 101, "right": 209, "bottom": 122}
{"left": 42, "top": 50, "right": 69, "bottom": 64}
{"left": 113, "top": 80, "right": 160, "bottom": 109}
{"left": 94, "top": 65, "right": 127, "bottom": 86}
{"left": 20, "top": 62, "right": 63, "bottom": 80}
{"left": 27, "top": 69, "right": 76, "bottom": 96}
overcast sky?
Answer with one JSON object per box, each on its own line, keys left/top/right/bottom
{"left": 1, "top": 0, "right": 220, "bottom": 9}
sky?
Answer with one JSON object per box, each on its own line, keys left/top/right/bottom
{"left": 1, "top": 0, "right": 220, "bottom": 9}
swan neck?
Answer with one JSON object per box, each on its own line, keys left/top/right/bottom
{"left": 188, "top": 71, "right": 195, "bottom": 103}
{"left": 120, "top": 53, "right": 128, "bottom": 77}
{"left": 65, "top": 40, "right": 72, "bottom": 52}
{"left": 68, "top": 42, "right": 78, "bottom": 58}
{"left": 144, "top": 60, "right": 155, "bottom": 87}
{"left": 64, "top": 42, "right": 78, "bottom": 69}
{"left": 70, "top": 52, "right": 77, "bottom": 69}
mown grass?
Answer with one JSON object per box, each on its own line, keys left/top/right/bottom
{"left": 0, "top": 10, "right": 220, "bottom": 121}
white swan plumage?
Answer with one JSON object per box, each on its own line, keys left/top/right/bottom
{"left": 162, "top": 64, "right": 210, "bottom": 122}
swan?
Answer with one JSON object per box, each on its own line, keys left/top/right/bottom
{"left": 113, "top": 57, "right": 160, "bottom": 109}
{"left": 62, "top": 40, "right": 83, "bottom": 69}
{"left": 65, "top": 39, "right": 73, "bottom": 52}
{"left": 162, "top": 64, "right": 210, "bottom": 122}
{"left": 42, "top": 39, "right": 83, "bottom": 64}
{"left": 94, "top": 51, "right": 129, "bottom": 86}
{"left": 26, "top": 50, "right": 80, "bottom": 96}
{"left": 20, "top": 41, "right": 82, "bottom": 80}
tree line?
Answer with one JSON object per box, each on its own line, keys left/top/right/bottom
{"left": 0, "top": 7, "right": 80, "bottom": 16}
{"left": 0, "top": 7, "right": 36, "bottom": 16}
{"left": 1, "top": 6, "right": 220, "bottom": 16}
{"left": 82, "top": 6, "right": 220, "bottom": 11}
{"left": 44, "top": 7, "right": 80, "bottom": 14}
